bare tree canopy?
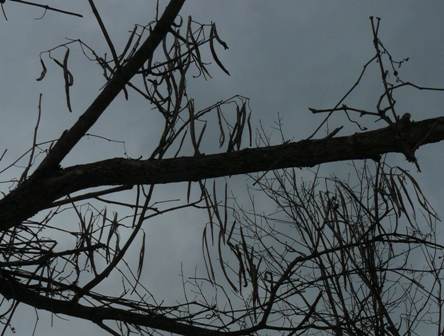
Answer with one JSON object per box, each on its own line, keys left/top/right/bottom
{"left": 1, "top": 1, "right": 444, "bottom": 335}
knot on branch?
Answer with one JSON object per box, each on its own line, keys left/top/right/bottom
{"left": 394, "top": 113, "right": 420, "bottom": 167}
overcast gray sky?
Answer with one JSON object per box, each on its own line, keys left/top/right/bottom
{"left": 1, "top": 1, "right": 444, "bottom": 335}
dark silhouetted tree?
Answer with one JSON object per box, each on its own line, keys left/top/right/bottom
{"left": 1, "top": 2, "right": 444, "bottom": 335}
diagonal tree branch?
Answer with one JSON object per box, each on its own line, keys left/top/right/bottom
{"left": 33, "top": 0, "right": 186, "bottom": 177}
{"left": 1, "top": 116, "right": 444, "bottom": 233}
{"left": 0, "top": 274, "right": 230, "bottom": 336}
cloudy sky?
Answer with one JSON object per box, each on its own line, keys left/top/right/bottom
{"left": 1, "top": 1, "right": 444, "bottom": 335}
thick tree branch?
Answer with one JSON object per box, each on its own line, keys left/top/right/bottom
{"left": 1, "top": 116, "right": 444, "bottom": 232}
{"left": 33, "top": 0, "right": 186, "bottom": 176}
{"left": 0, "top": 274, "right": 226, "bottom": 336}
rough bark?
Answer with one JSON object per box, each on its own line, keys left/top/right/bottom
{"left": 1, "top": 116, "right": 443, "bottom": 233}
